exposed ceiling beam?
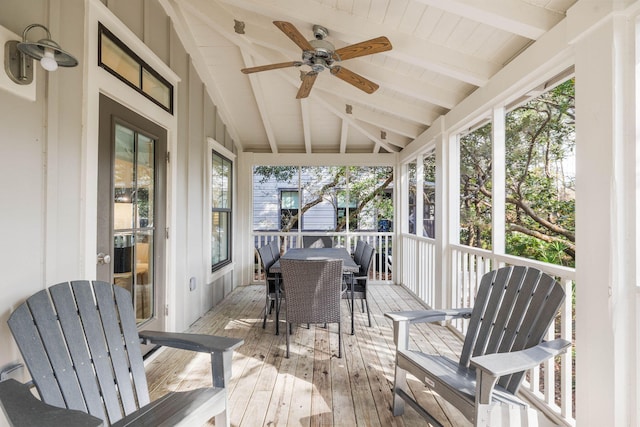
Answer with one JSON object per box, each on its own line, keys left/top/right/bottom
{"left": 309, "top": 76, "right": 439, "bottom": 126}
{"left": 159, "top": 0, "right": 244, "bottom": 147}
{"left": 300, "top": 98, "right": 312, "bottom": 153}
{"left": 339, "top": 120, "right": 348, "bottom": 154}
{"left": 335, "top": 61, "right": 463, "bottom": 110}
{"left": 241, "top": 52, "right": 279, "bottom": 153}
{"left": 357, "top": 123, "right": 409, "bottom": 149}
{"left": 238, "top": 28, "right": 464, "bottom": 109}
{"left": 180, "top": 0, "right": 431, "bottom": 141}
{"left": 234, "top": 41, "right": 439, "bottom": 129}
{"left": 321, "top": 93, "right": 426, "bottom": 139}
{"left": 413, "top": 0, "right": 565, "bottom": 40}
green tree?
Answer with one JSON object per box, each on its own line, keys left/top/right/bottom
{"left": 459, "top": 79, "right": 575, "bottom": 266}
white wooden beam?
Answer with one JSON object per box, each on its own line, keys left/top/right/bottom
{"left": 413, "top": 0, "right": 564, "bottom": 40}
{"left": 179, "top": 0, "right": 432, "bottom": 145}
{"left": 240, "top": 28, "right": 464, "bottom": 109}
{"left": 240, "top": 52, "right": 280, "bottom": 153}
{"left": 339, "top": 120, "right": 348, "bottom": 154}
{"left": 159, "top": 0, "right": 243, "bottom": 147}
{"left": 300, "top": 98, "right": 312, "bottom": 153}
{"left": 356, "top": 122, "right": 409, "bottom": 149}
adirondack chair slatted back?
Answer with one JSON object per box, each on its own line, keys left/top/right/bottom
{"left": 8, "top": 280, "right": 151, "bottom": 425}
{"left": 459, "top": 266, "right": 565, "bottom": 393}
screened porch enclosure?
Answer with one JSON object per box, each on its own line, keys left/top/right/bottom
{"left": 243, "top": 59, "right": 578, "bottom": 426}
{"left": 2, "top": 1, "right": 639, "bottom": 427}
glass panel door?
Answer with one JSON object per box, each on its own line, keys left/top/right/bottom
{"left": 113, "top": 125, "right": 156, "bottom": 323}
{"left": 98, "top": 94, "right": 166, "bottom": 337}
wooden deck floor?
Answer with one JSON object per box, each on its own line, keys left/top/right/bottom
{"left": 145, "top": 284, "right": 470, "bottom": 426}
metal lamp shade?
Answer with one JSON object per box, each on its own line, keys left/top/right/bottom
{"left": 17, "top": 38, "right": 78, "bottom": 67}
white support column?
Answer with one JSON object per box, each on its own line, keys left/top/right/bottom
{"left": 435, "top": 116, "right": 457, "bottom": 310}
{"left": 416, "top": 154, "right": 424, "bottom": 238}
{"left": 491, "top": 105, "right": 506, "bottom": 255}
{"left": 397, "top": 161, "right": 409, "bottom": 286}
{"left": 573, "top": 11, "right": 637, "bottom": 427}
{"left": 236, "top": 152, "right": 255, "bottom": 287}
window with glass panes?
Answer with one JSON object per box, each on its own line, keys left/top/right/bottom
{"left": 211, "top": 151, "right": 232, "bottom": 271}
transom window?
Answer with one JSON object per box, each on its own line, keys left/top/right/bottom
{"left": 98, "top": 23, "right": 173, "bottom": 113}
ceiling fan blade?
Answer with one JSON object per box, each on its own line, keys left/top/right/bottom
{"left": 333, "top": 36, "right": 392, "bottom": 61}
{"left": 330, "top": 66, "right": 379, "bottom": 94}
{"left": 241, "top": 61, "right": 302, "bottom": 74}
{"left": 296, "top": 72, "right": 318, "bottom": 99}
{"left": 273, "top": 21, "right": 314, "bottom": 51}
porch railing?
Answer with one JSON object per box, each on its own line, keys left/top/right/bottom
{"left": 402, "top": 233, "right": 575, "bottom": 426}
{"left": 252, "top": 232, "right": 394, "bottom": 284}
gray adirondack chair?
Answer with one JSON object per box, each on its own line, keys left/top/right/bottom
{"left": 385, "top": 266, "right": 571, "bottom": 427}
{"left": 0, "top": 280, "right": 243, "bottom": 427}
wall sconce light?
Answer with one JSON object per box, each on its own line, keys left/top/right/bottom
{"left": 4, "top": 23, "right": 78, "bottom": 85}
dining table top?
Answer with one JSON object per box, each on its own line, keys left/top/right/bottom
{"left": 269, "top": 247, "right": 359, "bottom": 274}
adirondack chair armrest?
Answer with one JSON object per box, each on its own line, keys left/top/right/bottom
{"left": 385, "top": 308, "right": 472, "bottom": 324}
{"left": 139, "top": 330, "right": 243, "bottom": 354}
{"left": 140, "top": 331, "right": 244, "bottom": 389}
{"left": 470, "top": 339, "right": 571, "bottom": 405}
{"left": 0, "top": 379, "right": 103, "bottom": 427}
{"left": 385, "top": 308, "right": 472, "bottom": 349}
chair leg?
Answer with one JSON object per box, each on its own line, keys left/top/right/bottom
{"left": 392, "top": 365, "right": 407, "bottom": 416}
{"left": 286, "top": 321, "right": 290, "bottom": 358}
{"left": 338, "top": 321, "right": 342, "bottom": 358}
{"left": 262, "top": 297, "right": 268, "bottom": 329}
{"left": 275, "top": 297, "right": 280, "bottom": 336}
{"left": 365, "top": 298, "right": 371, "bottom": 327}
{"left": 350, "top": 289, "right": 355, "bottom": 335}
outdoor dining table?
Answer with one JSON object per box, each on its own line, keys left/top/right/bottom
{"left": 269, "top": 247, "right": 360, "bottom": 335}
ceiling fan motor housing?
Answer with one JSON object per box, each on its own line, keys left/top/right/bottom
{"left": 304, "top": 37, "right": 336, "bottom": 71}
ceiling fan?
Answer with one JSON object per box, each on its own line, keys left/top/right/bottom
{"left": 241, "top": 21, "right": 392, "bottom": 99}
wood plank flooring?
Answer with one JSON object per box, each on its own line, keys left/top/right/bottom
{"left": 145, "top": 284, "right": 470, "bottom": 426}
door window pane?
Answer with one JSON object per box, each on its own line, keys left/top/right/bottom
{"left": 113, "top": 123, "right": 156, "bottom": 324}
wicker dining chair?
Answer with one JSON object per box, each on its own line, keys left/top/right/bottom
{"left": 343, "top": 242, "right": 375, "bottom": 333}
{"left": 280, "top": 258, "right": 345, "bottom": 358}
{"left": 352, "top": 239, "right": 366, "bottom": 264}
{"left": 269, "top": 237, "right": 281, "bottom": 261}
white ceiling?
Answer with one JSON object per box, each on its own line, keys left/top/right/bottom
{"left": 166, "top": 0, "right": 576, "bottom": 154}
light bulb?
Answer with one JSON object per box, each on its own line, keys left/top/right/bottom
{"left": 40, "top": 48, "right": 58, "bottom": 71}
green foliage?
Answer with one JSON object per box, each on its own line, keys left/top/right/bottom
{"left": 253, "top": 166, "right": 298, "bottom": 183}
{"left": 460, "top": 79, "right": 575, "bottom": 265}
{"left": 460, "top": 123, "right": 493, "bottom": 249}
{"left": 506, "top": 233, "right": 574, "bottom": 267}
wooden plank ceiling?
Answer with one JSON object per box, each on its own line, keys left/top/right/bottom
{"left": 165, "top": 0, "right": 576, "bottom": 154}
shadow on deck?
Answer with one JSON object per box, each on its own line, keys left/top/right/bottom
{"left": 144, "top": 284, "right": 469, "bottom": 426}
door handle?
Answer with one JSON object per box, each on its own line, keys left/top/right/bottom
{"left": 97, "top": 253, "right": 112, "bottom": 265}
